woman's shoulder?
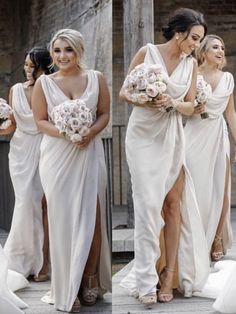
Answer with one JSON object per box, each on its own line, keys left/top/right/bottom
{"left": 11, "top": 82, "right": 22, "bottom": 89}
{"left": 223, "top": 71, "right": 234, "bottom": 81}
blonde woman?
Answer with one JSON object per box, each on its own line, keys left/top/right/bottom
{"left": 32, "top": 29, "right": 111, "bottom": 312}
{"left": 185, "top": 35, "right": 236, "bottom": 261}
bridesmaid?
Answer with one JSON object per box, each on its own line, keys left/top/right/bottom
{"left": 185, "top": 35, "right": 236, "bottom": 261}
{"left": 1, "top": 47, "right": 52, "bottom": 280}
{"left": 119, "top": 8, "right": 209, "bottom": 306}
{"left": 32, "top": 29, "right": 111, "bottom": 312}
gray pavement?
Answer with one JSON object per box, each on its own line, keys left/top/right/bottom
{"left": 112, "top": 209, "right": 236, "bottom": 314}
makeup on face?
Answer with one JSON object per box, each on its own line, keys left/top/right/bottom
{"left": 24, "top": 54, "right": 35, "bottom": 81}
{"left": 179, "top": 25, "right": 205, "bottom": 55}
{"left": 53, "top": 39, "right": 77, "bottom": 69}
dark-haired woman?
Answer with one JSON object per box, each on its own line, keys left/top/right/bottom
{"left": 119, "top": 8, "right": 209, "bottom": 306}
{"left": 2, "top": 47, "right": 53, "bottom": 280}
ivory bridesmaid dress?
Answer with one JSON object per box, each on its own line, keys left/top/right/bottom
{"left": 39, "top": 70, "right": 111, "bottom": 312}
{"left": 4, "top": 83, "right": 44, "bottom": 277}
{"left": 121, "top": 43, "right": 209, "bottom": 298}
{"left": 0, "top": 244, "right": 28, "bottom": 313}
{"left": 185, "top": 72, "right": 234, "bottom": 255}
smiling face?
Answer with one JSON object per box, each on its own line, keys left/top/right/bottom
{"left": 52, "top": 38, "right": 78, "bottom": 71}
{"left": 177, "top": 25, "right": 205, "bottom": 55}
{"left": 24, "top": 54, "right": 35, "bottom": 82}
{"left": 204, "top": 38, "right": 225, "bottom": 67}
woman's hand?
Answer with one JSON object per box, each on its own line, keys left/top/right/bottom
{"left": 194, "top": 102, "right": 206, "bottom": 115}
{"left": 145, "top": 94, "right": 169, "bottom": 109}
{"left": 75, "top": 127, "right": 95, "bottom": 149}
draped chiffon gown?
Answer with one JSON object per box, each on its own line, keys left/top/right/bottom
{"left": 120, "top": 43, "right": 209, "bottom": 298}
{"left": 4, "top": 83, "right": 44, "bottom": 277}
{"left": 185, "top": 72, "right": 234, "bottom": 255}
{"left": 0, "top": 244, "right": 28, "bottom": 314}
{"left": 39, "top": 70, "right": 111, "bottom": 312}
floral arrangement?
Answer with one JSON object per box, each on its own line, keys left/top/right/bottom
{"left": 0, "top": 98, "right": 13, "bottom": 129}
{"left": 51, "top": 99, "right": 93, "bottom": 143}
{"left": 123, "top": 63, "right": 172, "bottom": 111}
{"left": 195, "top": 75, "right": 212, "bottom": 119}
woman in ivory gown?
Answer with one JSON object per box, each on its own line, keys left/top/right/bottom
{"left": 119, "top": 8, "right": 209, "bottom": 307}
{"left": 185, "top": 35, "right": 236, "bottom": 261}
{"left": 1, "top": 47, "right": 52, "bottom": 281}
{"left": 32, "top": 29, "right": 111, "bottom": 313}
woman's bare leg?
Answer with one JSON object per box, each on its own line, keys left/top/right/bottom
{"left": 158, "top": 168, "right": 184, "bottom": 302}
{"left": 211, "top": 157, "right": 230, "bottom": 259}
{"left": 80, "top": 198, "right": 101, "bottom": 305}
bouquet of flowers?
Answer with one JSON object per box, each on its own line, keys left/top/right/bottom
{"left": 123, "top": 63, "right": 172, "bottom": 111}
{"left": 51, "top": 99, "right": 93, "bottom": 143}
{"left": 0, "top": 98, "right": 13, "bottom": 129}
{"left": 195, "top": 75, "right": 212, "bottom": 119}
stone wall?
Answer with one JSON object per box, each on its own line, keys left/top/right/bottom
{"left": 113, "top": 0, "right": 236, "bottom": 205}
{"left": 0, "top": 0, "right": 112, "bottom": 137}
{"left": 0, "top": 0, "right": 112, "bottom": 230}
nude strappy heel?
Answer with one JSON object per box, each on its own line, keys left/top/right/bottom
{"left": 139, "top": 292, "right": 157, "bottom": 308}
{"left": 211, "top": 234, "right": 224, "bottom": 262}
{"left": 81, "top": 274, "right": 99, "bottom": 306}
{"left": 158, "top": 266, "right": 174, "bottom": 303}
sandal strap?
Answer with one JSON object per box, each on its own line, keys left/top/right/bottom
{"left": 139, "top": 293, "right": 157, "bottom": 305}
{"left": 214, "top": 234, "right": 222, "bottom": 244}
{"left": 83, "top": 273, "right": 97, "bottom": 288}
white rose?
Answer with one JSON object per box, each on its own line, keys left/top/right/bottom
{"left": 0, "top": 119, "right": 12, "bottom": 130}
{"left": 136, "top": 92, "right": 150, "bottom": 104}
{"left": 154, "top": 81, "right": 167, "bottom": 94}
{"left": 146, "top": 84, "right": 159, "bottom": 98}
{"left": 70, "top": 118, "right": 83, "bottom": 131}
{"left": 136, "top": 78, "right": 147, "bottom": 91}
{"left": 146, "top": 73, "right": 157, "bottom": 84}
{"left": 70, "top": 133, "right": 82, "bottom": 143}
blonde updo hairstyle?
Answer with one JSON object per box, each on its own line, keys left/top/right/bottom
{"left": 49, "top": 28, "right": 86, "bottom": 69}
{"left": 196, "top": 34, "right": 226, "bottom": 69}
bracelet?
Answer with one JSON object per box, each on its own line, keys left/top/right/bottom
{"left": 166, "top": 99, "right": 178, "bottom": 112}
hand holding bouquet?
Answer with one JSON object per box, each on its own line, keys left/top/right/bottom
{"left": 51, "top": 99, "right": 93, "bottom": 143}
{"left": 123, "top": 63, "right": 172, "bottom": 111}
{"left": 0, "top": 98, "right": 13, "bottom": 129}
{"left": 195, "top": 75, "right": 212, "bottom": 119}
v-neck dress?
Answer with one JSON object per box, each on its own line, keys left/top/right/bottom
{"left": 185, "top": 72, "right": 234, "bottom": 255}
{"left": 4, "top": 83, "right": 44, "bottom": 278}
{"left": 120, "top": 43, "right": 209, "bottom": 298}
{"left": 39, "top": 70, "right": 111, "bottom": 312}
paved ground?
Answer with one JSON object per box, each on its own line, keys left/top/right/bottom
{"left": 0, "top": 230, "right": 112, "bottom": 314}
{"left": 112, "top": 209, "right": 236, "bottom": 314}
